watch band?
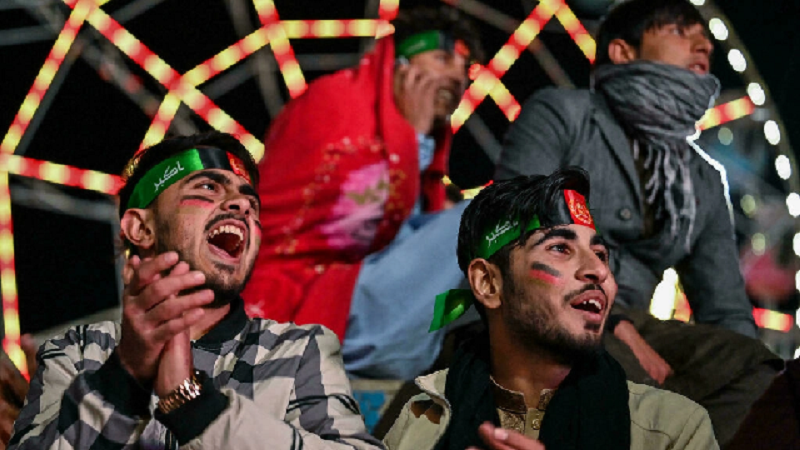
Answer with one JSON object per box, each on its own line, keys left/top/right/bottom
{"left": 157, "top": 370, "right": 205, "bottom": 414}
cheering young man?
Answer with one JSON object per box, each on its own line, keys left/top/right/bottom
{"left": 385, "top": 168, "right": 718, "bottom": 450}
{"left": 495, "top": 0, "right": 780, "bottom": 443}
{"left": 9, "top": 132, "right": 383, "bottom": 450}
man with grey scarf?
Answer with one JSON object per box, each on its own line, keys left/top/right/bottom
{"left": 494, "top": 0, "right": 782, "bottom": 446}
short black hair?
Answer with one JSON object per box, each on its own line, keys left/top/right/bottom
{"left": 391, "top": 4, "right": 485, "bottom": 64}
{"left": 457, "top": 168, "right": 592, "bottom": 317}
{"left": 117, "top": 132, "right": 259, "bottom": 257}
{"left": 117, "top": 131, "right": 259, "bottom": 219}
{"left": 595, "top": 0, "right": 707, "bottom": 66}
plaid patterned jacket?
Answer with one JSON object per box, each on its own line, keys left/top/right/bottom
{"left": 8, "top": 299, "right": 384, "bottom": 450}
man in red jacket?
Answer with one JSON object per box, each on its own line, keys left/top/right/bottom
{"left": 243, "top": 5, "right": 483, "bottom": 379}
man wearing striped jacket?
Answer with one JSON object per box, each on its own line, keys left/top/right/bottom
{"left": 9, "top": 132, "right": 384, "bottom": 450}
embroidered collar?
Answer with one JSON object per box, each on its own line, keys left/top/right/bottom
{"left": 490, "top": 376, "right": 556, "bottom": 413}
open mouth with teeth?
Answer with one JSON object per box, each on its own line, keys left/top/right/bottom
{"left": 571, "top": 298, "right": 603, "bottom": 314}
{"left": 570, "top": 297, "right": 604, "bottom": 317}
{"left": 687, "top": 62, "right": 708, "bottom": 74}
{"left": 207, "top": 224, "right": 245, "bottom": 260}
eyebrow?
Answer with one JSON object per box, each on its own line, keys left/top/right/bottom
{"left": 182, "top": 170, "right": 230, "bottom": 187}
{"left": 183, "top": 170, "right": 261, "bottom": 207}
{"left": 532, "top": 228, "right": 577, "bottom": 247}
{"left": 590, "top": 235, "right": 608, "bottom": 248}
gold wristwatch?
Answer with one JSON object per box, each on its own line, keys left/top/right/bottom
{"left": 157, "top": 370, "right": 205, "bottom": 414}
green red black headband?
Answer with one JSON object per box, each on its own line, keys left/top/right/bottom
{"left": 395, "top": 30, "right": 470, "bottom": 60}
{"left": 430, "top": 189, "right": 595, "bottom": 331}
{"left": 125, "top": 147, "right": 252, "bottom": 211}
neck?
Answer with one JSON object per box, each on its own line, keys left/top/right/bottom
{"left": 488, "top": 322, "right": 572, "bottom": 408}
{"left": 189, "top": 303, "right": 231, "bottom": 341}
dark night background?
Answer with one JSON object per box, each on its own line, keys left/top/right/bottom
{"left": 1, "top": 0, "right": 799, "bottom": 335}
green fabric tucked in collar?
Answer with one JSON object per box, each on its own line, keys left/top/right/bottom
{"left": 429, "top": 215, "right": 541, "bottom": 332}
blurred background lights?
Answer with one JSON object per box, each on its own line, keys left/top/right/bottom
{"left": 727, "top": 49, "right": 747, "bottom": 72}
{"left": 747, "top": 82, "right": 766, "bottom": 106}
{"left": 717, "top": 126, "right": 733, "bottom": 145}
{"left": 787, "top": 193, "right": 800, "bottom": 217}
{"left": 689, "top": 0, "right": 705, "bottom": 5}
{"left": 751, "top": 233, "right": 766, "bottom": 255}
{"left": 776, "top": 154, "right": 792, "bottom": 180}
{"left": 795, "top": 270, "right": 800, "bottom": 293}
{"left": 650, "top": 268, "right": 679, "bottom": 320}
{"left": 708, "top": 18, "right": 728, "bottom": 40}
{"left": 764, "top": 120, "right": 781, "bottom": 145}
{"left": 740, "top": 194, "right": 757, "bottom": 216}
{"left": 793, "top": 232, "right": 800, "bottom": 257}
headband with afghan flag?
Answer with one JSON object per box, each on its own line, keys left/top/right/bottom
{"left": 395, "top": 30, "right": 470, "bottom": 60}
{"left": 429, "top": 189, "right": 595, "bottom": 331}
{"left": 124, "top": 147, "right": 252, "bottom": 211}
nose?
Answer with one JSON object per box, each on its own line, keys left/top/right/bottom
{"left": 222, "top": 195, "right": 252, "bottom": 217}
{"left": 692, "top": 32, "right": 713, "bottom": 57}
{"left": 576, "top": 250, "right": 610, "bottom": 285}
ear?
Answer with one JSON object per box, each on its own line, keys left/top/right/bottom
{"left": 468, "top": 259, "right": 504, "bottom": 312}
{"left": 120, "top": 208, "right": 156, "bottom": 253}
{"left": 607, "top": 38, "right": 638, "bottom": 64}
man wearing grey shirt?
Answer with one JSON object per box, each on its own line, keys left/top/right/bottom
{"left": 495, "top": 0, "right": 781, "bottom": 445}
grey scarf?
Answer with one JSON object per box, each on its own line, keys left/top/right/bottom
{"left": 593, "top": 60, "right": 719, "bottom": 247}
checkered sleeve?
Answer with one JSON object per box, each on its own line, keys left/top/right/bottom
{"left": 8, "top": 322, "right": 151, "bottom": 449}
{"left": 174, "top": 325, "right": 384, "bottom": 450}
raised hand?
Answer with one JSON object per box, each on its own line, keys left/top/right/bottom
{"left": 117, "top": 252, "right": 213, "bottom": 386}
{"left": 393, "top": 64, "right": 442, "bottom": 135}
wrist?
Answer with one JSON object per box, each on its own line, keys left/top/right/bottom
{"left": 157, "top": 370, "right": 205, "bottom": 414}
{"left": 116, "top": 347, "right": 153, "bottom": 389}
{"left": 156, "top": 366, "right": 193, "bottom": 398}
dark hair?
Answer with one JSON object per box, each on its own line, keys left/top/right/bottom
{"left": 456, "top": 167, "right": 592, "bottom": 318}
{"left": 116, "top": 132, "right": 259, "bottom": 256}
{"left": 117, "top": 131, "right": 259, "bottom": 218}
{"left": 391, "top": 4, "right": 485, "bottom": 64}
{"left": 595, "top": 0, "right": 707, "bottom": 66}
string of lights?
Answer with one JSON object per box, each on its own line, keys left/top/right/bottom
{"left": 0, "top": 0, "right": 793, "bottom": 375}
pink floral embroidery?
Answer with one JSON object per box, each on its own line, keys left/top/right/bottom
{"left": 321, "top": 162, "right": 390, "bottom": 254}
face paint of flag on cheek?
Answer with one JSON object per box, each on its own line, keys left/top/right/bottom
{"left": 529, "top": 262, "right": 563, "bottom": 286}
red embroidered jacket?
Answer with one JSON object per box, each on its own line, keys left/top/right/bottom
{"left": 242, "top": 38, "right": 451, "bottom": 339}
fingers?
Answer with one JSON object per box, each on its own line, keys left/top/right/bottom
{"left": 151, "top": 307, "right": 207, "bottom": 343}
{"left": 137, "top": 270, "right": 208, "bottom": 312}
{"left": 145, "top": 288, "right": 214, "bottom": 325}
{"left": 128, "top": 252, "right": 179, "bottom": 295}
{"left": 168, "top": 261, "right": 191, "bottom": 277}
{"left": 477, "top": 423, "right": 546, "bottom": 450}
{"left": 640, "top": 352, "right": 672, "bottom": 385}
{"left": 122, "top": 255, "right": 139, "bottom": 286}
{"left": 403, "top": 66, "right": 441, "bottom": 95}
